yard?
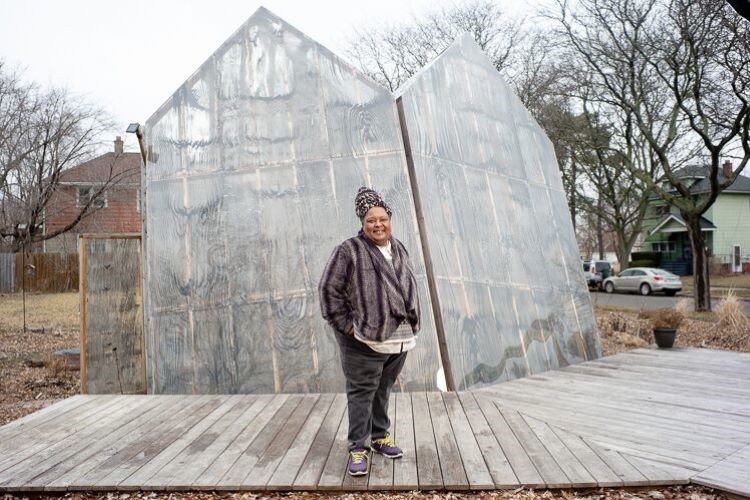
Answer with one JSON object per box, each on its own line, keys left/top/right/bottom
{"left": 0, "top": 292, "right": 746, "bottom": 500}
{"left": 681, "top": 273, "right": 750, "bottom": 296}
{"left": 0, "top": 292, "right": 80, "bottom": 426}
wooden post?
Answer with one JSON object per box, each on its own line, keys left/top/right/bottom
{"left": 396, "top": 97, "right": 456, "bottom": 392}
{"left": 79, "top": 235, "right": 87, "bottom": 394}
{"left": 21, "top": 242, "right": 26, "bottom": 334}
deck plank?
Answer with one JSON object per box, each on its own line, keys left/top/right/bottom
{"left": 521, "top": 414, "right": 597, "bottom": 488}
{"left": 547, "top": 425, "right": 622, "bottom": 487}
{"left": 443, "top": 392, "right": 494, "bottom": 489}
{"left": 31, "top": 396, "right": 174, "bottom": 491}
{"left": 267, "top": 394, "right": 334, "bottom": 490}
{"left": 84, "top": 396, "right": 221, "bottom": 490}
{"left": 392, "top": 392, "right": 419, "bottom": 490}
{"left": 411, "top": 392, "right": 443, "bottom": 489}
{"left": 0, "top": 395, "right": 122, "bottom": 474}
{"left": 427, "top": 392, "right": 469, "bottom": 489}
{"left": 244, "top": 394, "right": 322, "bottom": 489}
{"left": 292, "top": 394, "right": 347, "bottom": 490}
{"left": 316, "top": 399, "right": 350, "bottom": 490}
{"left": 42, "top": 396, "right": 186, "bottom": 491}
{"left": 620, "top": 454, "right": 691, "bottom": 485}
{"left": 0, "top": 396, "right": 90, "bottom": 441}
{"left": 0, "top": 396, "right": 138, "bottom": 488}
{"left": 473, "top": 394, "right": 545, "bottom": 488}
{"left": 499, "top": 407, "right": 571, "bottom": 488}
{"left": 195, "top": 394, "right": 288, "bottom": 488}
{"left": 693, "top": 444, "right": 750, "bottom": 497}
{"left": 486, "top": 388, "right": 732, "bottom": 466}
{"left": 144, "top": 396, "right": 265, "bottom": 490}
{"left": 121, "top": 396, "right": 244, "bottom": 489}
{"left": 214, "top": 395, "right": 303, "bottom": 489}
{"left": 582, "top": 438, "right": 650, "bottom": 486}
{"left": 456, "top": 392, "right": 519, "bottom": 488}
{"left": 367, "top": 392, "right": 396, "bottom": 490}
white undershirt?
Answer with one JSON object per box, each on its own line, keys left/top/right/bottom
{"left": 354, "top": 240, "right": 417, "bottom": 354}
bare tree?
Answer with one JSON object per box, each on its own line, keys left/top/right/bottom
{"left": 346, "top": 0, "right": 524, "bottom": 93}
{"left": 0, "top": 63, "right": 129, "bottom": 252}
{"left": 553, "top": 0, "right": 750, "bottom": 311}
{"left": 347, "top": 0, "right": 594, "bottom": 230}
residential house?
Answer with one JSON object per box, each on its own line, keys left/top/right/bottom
{"left": 44, "top": 137, "right": 142, "bottom": 253}
{"left": 641, "top": 161, "right": 750, "bottom": 275}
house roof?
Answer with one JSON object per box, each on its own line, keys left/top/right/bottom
{"left": 689, "top": 171, "right": 750, "bottom": 194}
{"left": 657, "top": 164, "right": 750, "bottom": 195}
{"left": 672, "top": 165, "right": 710, "bottom": 179}
{"left": 649, "top": 213, "right": 717, "bottom": 235}
{"left": 58, "top": 152, "right": 141, "bottom": 185}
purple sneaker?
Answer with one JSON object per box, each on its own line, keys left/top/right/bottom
{"left": 347, "top": 447, "right": 370, "bottom": 476}
{"left": 370, "top": 433, "right": 403, "bottom": 458}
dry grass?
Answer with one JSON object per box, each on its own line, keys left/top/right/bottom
{"left": 715, "top": 291, "right": 748, "bottom": 328}
{"left": 682, "top": 273, "right": 750, "bottom": 295}
{"left": 44, "top": 353, "right": 69, "bottom": 378}
{"left": 674, "top": 298, "right": 691, "bottom": 317}
{"left": 0, "top": 291, "right": 80, "bottom": 334}
{"left": 638, "top": 308, "right": 685, "bottom": 329}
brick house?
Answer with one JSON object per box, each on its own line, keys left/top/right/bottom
{"left": 44, "top": 137, "right": 142, "bottom": 253}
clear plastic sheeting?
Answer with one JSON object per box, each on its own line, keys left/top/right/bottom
{"left": 142, "top": 9, "right": 599, "bottom": 395}
{"left": 143, "top": 7, "right": 442, "bottom": 394}
{"left": 81, "top": 236, "right": 145, "bottom": 394}
{"left": 396, "top": 34, "right": 601, "bottom": 389}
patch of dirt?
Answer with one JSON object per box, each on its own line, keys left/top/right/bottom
{"left": 0, "top": 484, "right": 731, "bottom": 499}
{"left": 0, "top": 292, "right": 80, "bottom": 426}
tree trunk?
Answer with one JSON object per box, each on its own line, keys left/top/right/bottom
{"left": 597, "top": 197, "right": 604, "bottom": 260}
{"left": 570, "top": 161, "right": 577, "bottom": 232}
{"left": 614, "top": 232, "right": 631, "bottom": 271}
{"left": 685, "top": 216, "right": 711, "bottom": 312}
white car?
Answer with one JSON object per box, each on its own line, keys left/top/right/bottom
{"left": 602, "top": 267, "right": 683, "bottom": 296}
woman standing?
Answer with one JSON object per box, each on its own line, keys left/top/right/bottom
{"left": 319, "top": 187, "right": 420, "bottom": 476}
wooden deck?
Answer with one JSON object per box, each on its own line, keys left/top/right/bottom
{"left": 0, "top": 347, "right": 748, "bottom": 495}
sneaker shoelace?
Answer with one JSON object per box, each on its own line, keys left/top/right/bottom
{"left": 350, "top": 450, "right": 368, "bottom": 464}
{"left": 373, "top": 435, "right": 396, "bottom": 447}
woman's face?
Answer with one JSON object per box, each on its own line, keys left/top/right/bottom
{"left": 363, "top": 206, "right": 391, "bottom": 246}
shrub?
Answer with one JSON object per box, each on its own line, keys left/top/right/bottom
{"left": 638, "top": 308, "right": 685, "bottom": 329}
{"left": 629, "top": 259, "right": 658, "bottom": 268}
{"left": 44, "top": 354, "right": 68, "bottom": 378}
{"left": 632, "top": 251, "right": 662, "bottom": 264}
{"left": 675, "top": 298, "right": 691, "bottom": 318}
{"left": 716, "top": 290, "right": 748, "bottom": 329}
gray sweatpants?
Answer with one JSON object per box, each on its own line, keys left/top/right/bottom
{"left": 335, "top": 333, "right": 408, "bottom": 451}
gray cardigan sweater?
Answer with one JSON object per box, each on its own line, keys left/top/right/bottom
{"left": 318, "top": 231, "right": 420, "bottom": 342}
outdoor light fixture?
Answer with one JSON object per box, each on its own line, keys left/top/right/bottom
{"left": 126, "top": 122, "right": 148, "bottom": 165}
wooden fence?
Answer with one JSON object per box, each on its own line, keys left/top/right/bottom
{"left": 0, "top": 253, "right": 79, "bottom": 293}
{"left": 0, "top": 253, "right": 15, "bottom": 293}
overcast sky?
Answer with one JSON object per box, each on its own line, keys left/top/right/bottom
{"left": 0, "top": 0, "right": 531, "bottom": 153}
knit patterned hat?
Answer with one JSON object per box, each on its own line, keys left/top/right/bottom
{"left": 355, "top": 186, "right": 392, "bottom": 221}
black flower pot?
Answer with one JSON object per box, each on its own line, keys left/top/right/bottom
{"left": 653, "top": 328, "right": 677, "bottom": 348}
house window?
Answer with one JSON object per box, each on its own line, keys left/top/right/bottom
{"left": 136, "top": 189, "right": 141, "bottom": 213}
{"left": 654, "top": 205, "right": 669, "bottom": 216}
{"left": 76, "top": 186, "right": 106, "bottom": 209}
{"left": 652, "top": 241, "right": 676, "bottom": 253}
